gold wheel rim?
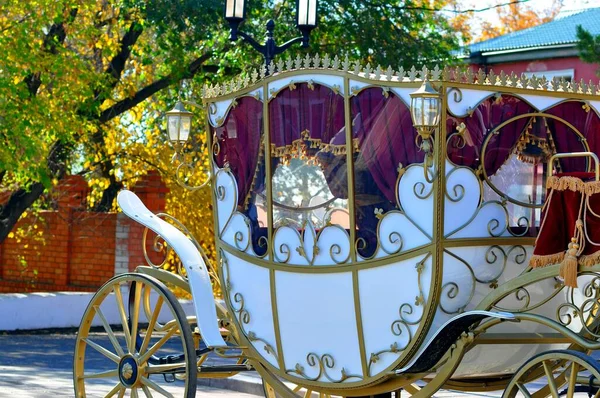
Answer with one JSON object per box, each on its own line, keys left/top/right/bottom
{"left": 263, "top": 380, "right": 337, "bottom": 398}
{"left": 503, "top": 351, "right": 600, "bottom": 398}
{"left": 73, "top": 274, "right": 194, "bottom": 398}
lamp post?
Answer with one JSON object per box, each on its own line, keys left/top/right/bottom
{"left": 224, "top": 0, "right": 318, "bottom": 70}
{"left": 410, "top": 78, "right": 442, "bottom": 183}
{"left": 166, "top": 0, "right": 318, "bottom": 183}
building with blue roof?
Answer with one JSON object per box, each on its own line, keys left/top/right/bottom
{"left": 465, "top": 7, "right": 600, "bottom": 82}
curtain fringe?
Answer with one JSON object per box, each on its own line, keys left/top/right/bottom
{"left": 531, "top": 251, "right": 600, "bottom": 273}
{"left": 547, "top": 176, "right": 600, "bottom": 195}
{"left": 530, "top": 252, "right": 565, "bottom": 268}
{"left": 579, "top": 251, "right": 600, "bottom": 267}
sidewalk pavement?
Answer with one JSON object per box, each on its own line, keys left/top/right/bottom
{"left": 0, "top": 290, "right": 196, "bottom": 331}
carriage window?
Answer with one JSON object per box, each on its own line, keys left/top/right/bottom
{"left": 271, "top": 158, "right": 349, "bottom": 229}
{"left": 484, "top": 154, "right": 544, "bottom": 231}
{"left": 351, "top": 88, "right": 423, "bottom": 258}
{"left": 212, "top": 96, "right": 267, "bottom": 256}
{"left": 268, "top": 82, "right": 349, "bottom": 231}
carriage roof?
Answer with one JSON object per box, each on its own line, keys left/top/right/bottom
{"left": 201, "top": 56, "right": 600, "bottom": 104}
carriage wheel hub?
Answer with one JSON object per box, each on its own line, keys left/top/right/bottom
{"left": 122, "top": 363, "right": 133, "bottom": 380}
{"left": 118, "top": 355, "right": 139, "bottom": 387}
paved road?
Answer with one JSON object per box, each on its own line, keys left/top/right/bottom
{"left": 0, "top": 333, "right": 589, "bottom": 398}
{"left": 0, "top": 332, "right": 262, "bottom": 398}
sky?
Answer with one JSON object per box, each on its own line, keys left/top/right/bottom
{"left": 464, "top": 0, "right": 597, "bottom": 16}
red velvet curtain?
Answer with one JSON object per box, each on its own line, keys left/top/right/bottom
{"left": 352, "top": 88, "right": 424, "bottom": 203}
{"left": 351, "top": 88, "right": 424, "bottom": 258}
{"left": 269, "top": 83, "right": 345, "bottom": 152}
{"left": 545, "top": 101, "right": 600, "bottom": 172}
{"left": 214, "top": 96, "right": 264, "bottom": 206}
{"left": 213, "top": 96, "right": 267, "bottom": 256}
{"left": 447, "top": 95, "right": 533, "bottom": 174}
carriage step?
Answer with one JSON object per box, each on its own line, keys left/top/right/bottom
{"left": 198, "top": 364, "right": 255, "bottom": 373}
{"left": 155, "top": 364, "right": 255, "bottom": 383}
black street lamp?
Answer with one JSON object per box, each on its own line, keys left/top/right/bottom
{"left": 224, "top": 0, "right": 318, "bottom": 69}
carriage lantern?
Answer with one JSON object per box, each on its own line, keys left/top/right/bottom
{"left": 409, "top": 78, "right": 441, "bottom": 142}
{"left": 166, "top": 101, "right": 193, "bottom": 145}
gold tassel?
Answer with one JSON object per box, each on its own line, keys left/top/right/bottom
{"left": 560, "top": 239, "right": 579, "bottom": 287}
{"left": 560, "top": 219, "right": 585, "bottom": 287}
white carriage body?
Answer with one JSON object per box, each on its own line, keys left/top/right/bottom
{"left": 196, "top": 66, "right": 600, "bottom": 390}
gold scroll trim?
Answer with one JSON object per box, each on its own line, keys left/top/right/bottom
{"left": 270, "top": 130, "right": 360, "bottom": 159}
{"left": 270, "top": 139, "right": 360, "bottom": 157}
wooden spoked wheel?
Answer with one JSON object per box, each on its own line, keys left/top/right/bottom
{"left": 503, "top": 350, "right": 600, "bottom": 398}
{"left": 74, "top": 273, "right": 197, "bottom": 398}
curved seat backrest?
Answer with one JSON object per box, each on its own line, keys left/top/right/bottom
{"left": 117, "top": 190, "right": 227, "bottom": 348}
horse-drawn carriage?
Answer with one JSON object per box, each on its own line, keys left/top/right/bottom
{"left": 74, "top": 58, "right": 600, "bottom": 397}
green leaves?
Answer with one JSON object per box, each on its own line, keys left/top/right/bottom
{"left": 577, "top": 25, "right": 600, "bottom": 76}
{"left": 0, "top": 0, "right": 463, "bottom": 250}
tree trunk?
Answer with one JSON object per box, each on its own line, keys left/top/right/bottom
{"left": 93, "top": 176, "right": 123, "bottom": 212}
{"left": 0, "top": 183, "right": 45, "bottom": 242}
{"left": 0, "top": 141, "right": 68, "bottom": 244}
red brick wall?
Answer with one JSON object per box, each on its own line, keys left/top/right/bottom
{"left": 69, "top": 211, "right": 117, "bottom": 287}
{"left": 0, "top": 172, "right": 168, "bottom": 293}
{"left": 125, "top": 170, "right": 169, "bottom": 271}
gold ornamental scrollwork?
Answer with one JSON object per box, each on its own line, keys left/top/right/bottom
{"left": 141, "top": 213, "right": 220, "bottom": 286}
{"left": 557, "top": 273, "right": 600, "bottom": 337}
{"left": 215, "top": 167, "right": 269, "bottom": 259}
{"left": 366, "top": 254, "right": 430, "bottom": 376}
{"left": 447, "top": 87, "right": 463, "bottom": 103}
{"left": 440, "top": 246, "right": 509, "bottom": 315}
{"left": 447, "top": 122, "right": 467, "bottom": 150}
{"left": 441, "top": 161, "right": 512, "bottom": 239}
{"left": 272, "top": 220, "right": 351, "bottom": 266}
{"left": 220, "top": 250, "right": 280, "bottom": 365}
{"left": 285, "top": 353, "right": 363, "bottom": 383}
{"left": 489, "top": 273, "right": 566, "bottom": 315}
{"left": 175, "top": 160, "right": 211, "bottom": 191}
{"left": 208, "top": 102, "right": 217, "bottom": 115}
